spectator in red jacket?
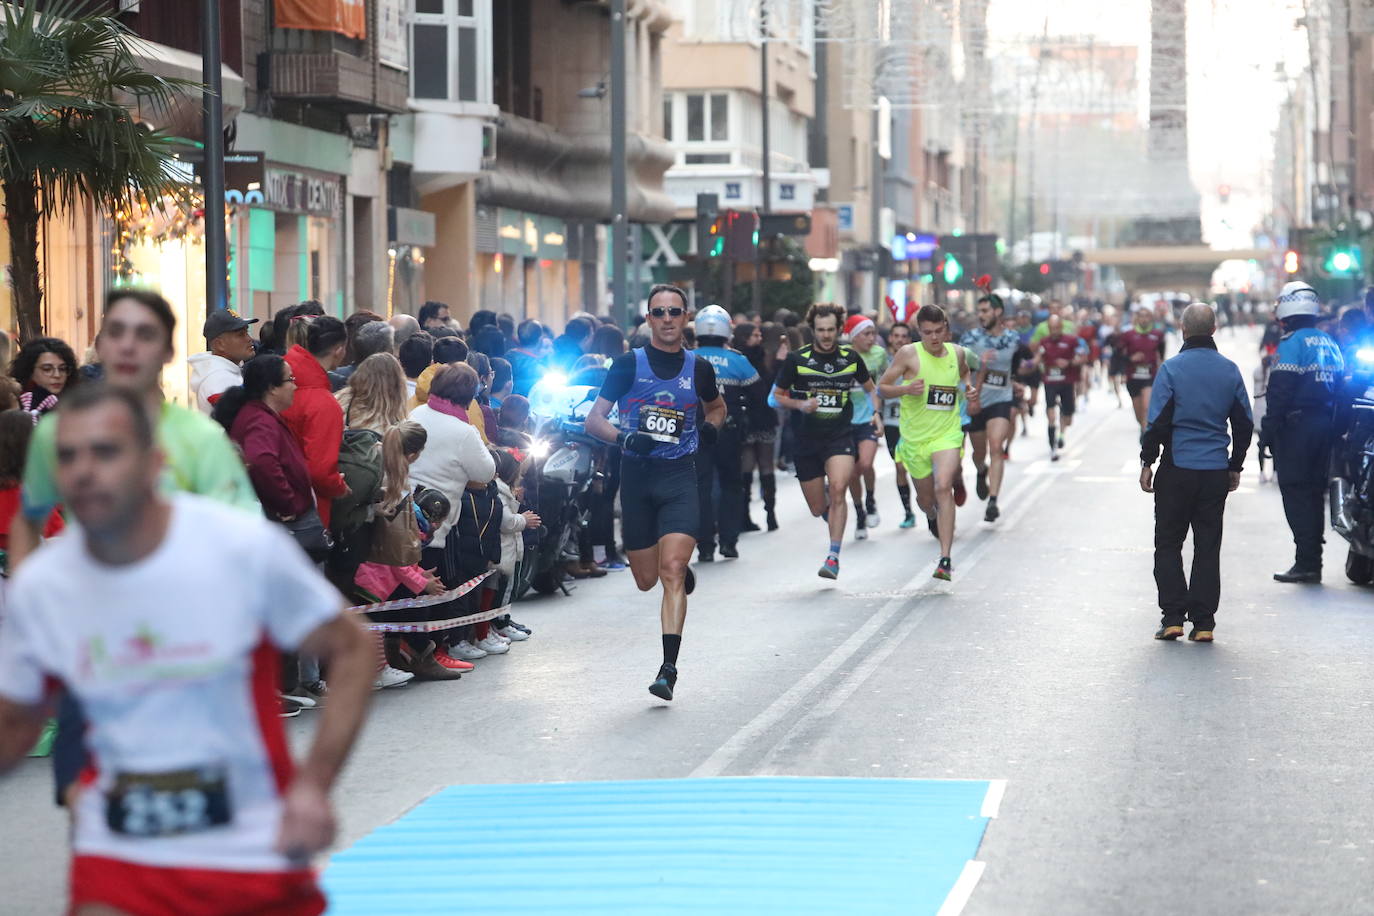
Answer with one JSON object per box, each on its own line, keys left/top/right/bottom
{"left": 283, "top": 317, "right": 349, "bottom": 526}
{"left": 212, "top": 355, "right": 313, "bottom": 523}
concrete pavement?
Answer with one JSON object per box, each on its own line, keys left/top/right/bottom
{"left": 3, "top": 326, "right": 1373, "bottom": 914}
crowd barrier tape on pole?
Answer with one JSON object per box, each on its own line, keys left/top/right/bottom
{"left": 347, "top": 570, "right": 507, "bottom": 633}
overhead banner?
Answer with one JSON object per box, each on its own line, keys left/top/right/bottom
{"left": 275, "top": 0, "right": 366, "bottom": 41}
{"left": 377, "top": 0, "right": 408, "bottom": 71}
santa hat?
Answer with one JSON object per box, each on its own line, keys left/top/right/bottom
{"left": 843, "top": 314, "right": 875, "bottom": 339}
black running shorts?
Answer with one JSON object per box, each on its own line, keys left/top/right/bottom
{"left": 1126, "top": 377, "right": 1154, "bottom": 399}
{"left": 1044, "top": 382, "right": 1076, "bottom": 417}
{"left": 965, "top": 401, "right": 1015, "bottom": 433}
{"left": 619, "top": 455, "right": 699, "bottom": 552}
{"left": 793, "top": 432, "right": 856, "bottom": 483}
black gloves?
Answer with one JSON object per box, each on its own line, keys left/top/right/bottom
{"left": 618, "top": 430, "right": 657, "bottom": 455}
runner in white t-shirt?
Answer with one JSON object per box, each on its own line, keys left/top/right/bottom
{"left": 0, "top": 386, "right": 374, "bottom": 916}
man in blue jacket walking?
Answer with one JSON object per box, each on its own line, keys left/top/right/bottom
{"left": 1140, "top": 303, "right": 1254, "bottom": 642}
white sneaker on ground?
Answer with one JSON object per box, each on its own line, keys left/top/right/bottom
{"left": 855, "top": 524, "right": 868, "bottom": 541}
{"left": 452, "top": 640, "right": 488, "bottom": 660}
{"left": 372, "top": 665, "right": 414, "bottom": 690}
{"left": 866, "top": 510, "right": 880, "bottom": 528}
{"left": 476, "top": 635, "right": 510, "bottom": 655}
{"left": 495, "top": 625, "right": 529, "bottom": 641}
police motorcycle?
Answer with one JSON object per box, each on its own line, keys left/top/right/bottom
{"left": 517, "top": 371, "right": 616, "bottom": 597}
{"left": 1328, "top": 334, "right": 1374, "bottom": 584}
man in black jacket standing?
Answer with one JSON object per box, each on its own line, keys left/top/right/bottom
{"left": 1140, "top": 304, "right": 1254, "bottom": 642}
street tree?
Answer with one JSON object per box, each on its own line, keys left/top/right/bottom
{"left": 0, "top": 0, "right": 192, "bottom": 342}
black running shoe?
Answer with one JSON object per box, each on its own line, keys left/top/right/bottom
{"left": 685, "top": 567, "right": 696, "bottom": 595}
{"left": 1057, "top": 436, "right": 1065, "bottom": 449}
{"left": 649, "top": 663, "right": 678, "bottom": 701}
{"left": 720, "top": 543, "right": 739, "bottom": 559}
{"left": 927, "top": 513, "right": 939, "bottom": 539}
{"left": 975, "top": 469, "right": 989, "bottom": 501}
{"left": 933, "top": 557, "right": 952, "bottom": 581}
{"left": 984, "top": 499, "right": 1000, "bottom": 523}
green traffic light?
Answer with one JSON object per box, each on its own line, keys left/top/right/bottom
{"left": 943, "top": 254, "right": 963, "bottom": 285}
{"left": 1324, "top": 245, "right": 1361, "bottom": 274}
{"left": 711, "top": 238, "right": 724, "bottom": 257}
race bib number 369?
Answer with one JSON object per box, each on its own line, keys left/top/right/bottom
{"left": 106, "top": 765, "right": 232, "bottom": 837}
{"left": 926, "top": 385, "right": 957, "bottom": 411}
{"left": 985, "top": 370, "right": 1009, "bottom": 387}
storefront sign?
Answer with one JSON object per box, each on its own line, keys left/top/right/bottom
{"left": 224, "top": 152, "right": 266, "bottom": 205}
{"left": 377, "top": 0, "right": 408, "bottom": 71}
{"left": 389, "top": 206, "right": 435, "bottom": 247}
{"left": 497, "top": 208, "right": 539, "bottom": 257}
{"left": 265, "top": 168, "right": 342, "bottom": 216}
{"left": 275, "top": 0, "right": 366, "bottom": 40}
{"left": 539, "top": 217, "right": 567, "bottom": 260}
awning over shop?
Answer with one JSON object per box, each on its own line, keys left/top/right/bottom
{"left": 128, "top": 39, "right": 245, "bottom": 141}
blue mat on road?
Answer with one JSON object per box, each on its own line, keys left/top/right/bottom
{"left": 322, "top": 777, "right": 993, "bottom": 915}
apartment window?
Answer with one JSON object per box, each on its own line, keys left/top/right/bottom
{"left": 682, "top": 92, "right": 729, "bottom": 143}
{"left": 686, "top": 153, "right": 731, "bottom": 165}
{"left": 411, "top": 0, "right": 491, "bottom": 103}
{"left": 710, "top": 93, "right": 728, "bottom": 141}
{"left": 663, "top": 96, "right": 673, "bottom": 141}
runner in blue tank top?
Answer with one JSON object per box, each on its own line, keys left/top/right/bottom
{"left": 588, "top": 285, "right": 726, "bottom": 702}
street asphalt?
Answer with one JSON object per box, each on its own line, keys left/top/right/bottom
{"left": 2, "top": 325, "right": 1373, "bottom": 914}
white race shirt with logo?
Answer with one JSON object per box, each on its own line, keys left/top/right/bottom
{"left": 0, "top": 493, "right": 339, "bottom": 872}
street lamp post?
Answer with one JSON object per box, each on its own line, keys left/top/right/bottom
{"left": 610, "top": 0, "right": 629, "bottom": 328}
{"left": 202, "top": 0, "right": 227, "bottom": 313}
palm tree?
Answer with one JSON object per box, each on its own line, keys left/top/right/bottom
{"left": 0, "top": 0, "right": 194, "bottom": 342}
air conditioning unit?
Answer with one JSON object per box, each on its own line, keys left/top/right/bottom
{"left": 481, "top": 123, "right": 498, "bottom": 170}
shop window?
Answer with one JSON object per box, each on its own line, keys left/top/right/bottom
{"left": 411, "top": 0, "right": 491, "bottom": 103}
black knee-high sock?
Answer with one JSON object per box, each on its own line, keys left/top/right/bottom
{"left": 897, "top": 483, "right": 912, "bottom": 512}
{"left": 662, "top": 634, "right": 681, "bottom": 667}
{"left": 1047, "top": 425, "right": 1057, "bottom": 448}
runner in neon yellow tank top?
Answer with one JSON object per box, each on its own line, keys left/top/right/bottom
{"left": 878, "top": 304, "right": 981, "bottom": 581}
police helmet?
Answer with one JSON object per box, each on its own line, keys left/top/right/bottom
{"left": 1276, "top": 281, "right": 1321, "bottom": 320}
{"left": 694, "top": 304, "right": 732, "bottom": 340}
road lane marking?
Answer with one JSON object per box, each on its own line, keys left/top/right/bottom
{"left": 981, "top": 779, "right": 1007, "bottom": 818}
{"left": 937, "top": 860, "right": 988, "bottom": 916}
{"left": 691, "top": 406, "right": 1120, "bottom": 781}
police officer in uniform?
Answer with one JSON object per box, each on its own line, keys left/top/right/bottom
{"left": 1263, "top": 281, "right": 1345, "bottom": 583}
{"left": 692, "top": 305, "right": 759, "bottom": 561}
{"left": 587, "top": 285, "right": 726, "bottom": 701}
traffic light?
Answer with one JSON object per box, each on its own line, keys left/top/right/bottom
{"left": 1324, "top": 244, "right": 1361, "bottom": 276}
{"left": 723, "top": 209, "right": 759, "bottom": 260}
{"left": 936, "top": 235, "right": 976, "bottom": 290}
{"left": 1039, "top": 262, "right": 1051, "bottom": 276}
{"left": 1283, "top": 249, "right": 1300, "bottom": 274}
{"left": 695, "top": 193, "right": 720, "bottom": 258}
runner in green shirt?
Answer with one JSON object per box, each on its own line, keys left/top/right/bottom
{"left": 11, "top": 289, "right": 260, "bottom": 809}
{"left": 879, "top": 304, "right": 979, "bottom": 582}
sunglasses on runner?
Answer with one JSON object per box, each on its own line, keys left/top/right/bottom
{"left": 649, "top": 306, "right": 686, "bottom": 318}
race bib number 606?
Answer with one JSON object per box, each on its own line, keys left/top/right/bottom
{"left": 638, "top": 405, "right": 685, "bottom": 443}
